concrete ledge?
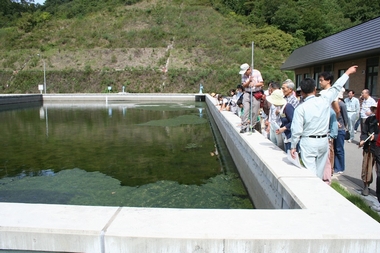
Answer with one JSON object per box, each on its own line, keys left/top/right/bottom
{"left": 0, "top": 203, "right": 119, "bottom": 252}
{"left": 42, "top": 93, "right": 196, "bottom": 102}
{"left": 1, "top": 94, "right": 380, "bottom": 252}
{"left": 0, "top": 94, "right": 42, "bottom": 105}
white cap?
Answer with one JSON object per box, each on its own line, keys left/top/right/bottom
{"left": 239, "top": 63, "right": 250, "bottom": 75}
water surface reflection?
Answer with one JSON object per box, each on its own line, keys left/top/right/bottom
{"left": 0, "top": 102, "right": 253, "bottom": 209}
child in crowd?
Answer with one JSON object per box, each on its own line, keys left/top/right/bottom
{"left": 226, "top": 89, "right": 238, "bottom": 114}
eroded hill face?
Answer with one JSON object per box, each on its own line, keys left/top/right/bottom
{"left": 0, "top": 0, "right": 292, "bottom": 93}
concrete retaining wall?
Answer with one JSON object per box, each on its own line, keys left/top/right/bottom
{"left": 1, "top": 94, "right": 380, "bottom": 252}
{"left": 206, "top": 95, "right": 305, "bottom": 209}
{"left": 0, "top": 94, "right": 42, "bottom": 105}
{"left": 42, "top": 93, "right": 196, "bottom": 102}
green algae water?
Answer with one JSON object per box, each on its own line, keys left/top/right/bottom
{"left": 0, "top": 101, "right": 253, "bottom": 209}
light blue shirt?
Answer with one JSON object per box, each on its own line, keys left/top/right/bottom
{"left": 291, "top": 74, "right": 349, "bottom": 149}
{"left": 344, "top": 97, "right": 360, "bottom": 114}
{"left": 329, "top": 108, "right": 338, "bottom": 139}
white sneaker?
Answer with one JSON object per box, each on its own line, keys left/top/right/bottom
{"left": 354, "top": 130, "right": 357, "bottom": 134}
{"left": 347, "top": 140, "right": 352, "bottom": 143}
{"left": 371, "top": 205, "right": 380, "bottom": 212}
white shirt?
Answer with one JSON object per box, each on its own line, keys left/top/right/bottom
{"left": 268, "top": 104, "right": 282, "bottom": 127}
{"left": 360, "top": 96, "right": 376, "bottom": 119}
{"left": 241, "top": 69, "right": 264, "bottom": 92}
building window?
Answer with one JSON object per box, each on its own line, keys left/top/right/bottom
{"left": 338, "top": 69, "right": 349, "bottom": 89}
{"left": 296, "top": 74, "right": 302, "bottom": 87}
{"left": 324, "top": 64, "right": 333, "bottom": 73}
{"left": 304, "top": 73, "right": 310, "bottom": 79}
{"left": 366, "top": 57, "right": 379, "bottom": 97}
{"left": 314, "top": 66, "right": 322, "bottom": 89}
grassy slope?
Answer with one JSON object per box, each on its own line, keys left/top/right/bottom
{"left": 0, "top": 0, "right": 291, "bottom": 94}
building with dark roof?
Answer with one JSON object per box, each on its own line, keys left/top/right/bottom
{"left": 281, "top": 16, "right": 380, "bottom": 97}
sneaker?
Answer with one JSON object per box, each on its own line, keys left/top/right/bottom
{"left": 347, "top": 139, "right": 352, "bottom": 143}
{"left": 362, "top": 186, "right": 369, "bottom": 196}
{"left": 337, "top": 171, "right": 344, "bottom": 174}
{"left": 354, "top": 130, "right": 357, "bottom": 134}
{"left": 371, "top": 205, "right": 380, "bottom": 212}
{"left": 240, "top": 128, "right": 246, "bottom": 133}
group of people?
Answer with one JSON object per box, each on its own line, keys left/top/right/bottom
{"left": 211, "top": 64, "right": 380, "bottom": 212}
{"left": 342, "top": 87, "right": 379, "bottom": 203}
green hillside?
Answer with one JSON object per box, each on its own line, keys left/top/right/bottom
{"left": 0, "top": 0, "right": 297, "bottom": 94}
{"left": 1, "top": 0, "right": 377, "bottom": 94}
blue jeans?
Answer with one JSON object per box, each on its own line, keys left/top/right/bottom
{"left": 284, "top": 142, "right": 291, "bottom": 154}
{"left": 334, "top": 130, "right": 346, "bottom": 172}
{"left": 354, "top": 116, "right": 361, "bottom": 131}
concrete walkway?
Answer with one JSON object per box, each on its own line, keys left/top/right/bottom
{"left": 332, "top": 131, "right": 379, "bottom": 208}
{"left": 1, "top": 94, "right": 380, "bottom": 252}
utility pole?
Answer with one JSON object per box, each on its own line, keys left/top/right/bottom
{"left": 37, "top": 54, "right": 46, "bottom": 94}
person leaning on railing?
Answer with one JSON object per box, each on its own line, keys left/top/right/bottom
{"left": 238, "top": 63, "right": 264, "bottom": 133}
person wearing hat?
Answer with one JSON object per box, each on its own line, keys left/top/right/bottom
{"left": 238, "top": 63, "right": 264, "bottom": 133}
{"left": 210, "top": 93, "right": 219, "bottom": 106}
{"left": 266, "top": 82, "right": 284, "bottom": 149}
{"left": 290, "top": 66, "right": 358, "bottom": 179}
{"left": 359, "top": 103, "right": 379, "bottom": 198}
{"left": 266, "top": 89, "right": 294, "bottom": 153}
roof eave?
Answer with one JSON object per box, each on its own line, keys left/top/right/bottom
{"left": 281, "top": 49, "right": 380, "bottom": 71}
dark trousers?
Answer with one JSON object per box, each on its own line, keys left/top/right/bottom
{"left": 333, "top": 130, "right": 345, "bottom": 172}
{"left": 354, "top": 116, "right": 361, "bottom": 131}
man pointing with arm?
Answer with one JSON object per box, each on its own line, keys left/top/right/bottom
{"left": 290, "top": 66, "right": 358, "bottom": 179}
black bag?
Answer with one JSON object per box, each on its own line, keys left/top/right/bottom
{"left": 345, "top": 130, "right": 350, "bottom": 140}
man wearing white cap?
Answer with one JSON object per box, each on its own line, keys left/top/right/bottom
{"left": 238, "top": 63, "right": 264, "bottom": 133}
{"left": 290, "top": 66, "right": 358, "bottom": 179}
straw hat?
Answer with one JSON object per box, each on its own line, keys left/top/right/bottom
{"left": 266, "top": 90, "right": 286, "bottom": 106}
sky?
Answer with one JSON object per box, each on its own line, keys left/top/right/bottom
{"left": 34, "top": 0, "right": 46, "bottom": 5}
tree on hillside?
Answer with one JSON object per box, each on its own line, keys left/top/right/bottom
{"left": 0, "top": 0, "right": 37, "bottom": 28}
{"left": 337, "top": 0, "right": 380, "bottom": 23}
{"left": 213, "top": 0, "right": 376, "bottom": 43}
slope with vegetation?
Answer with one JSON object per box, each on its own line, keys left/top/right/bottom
{"left": 0, "top": 0, "right": 379, "bottom": 94}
